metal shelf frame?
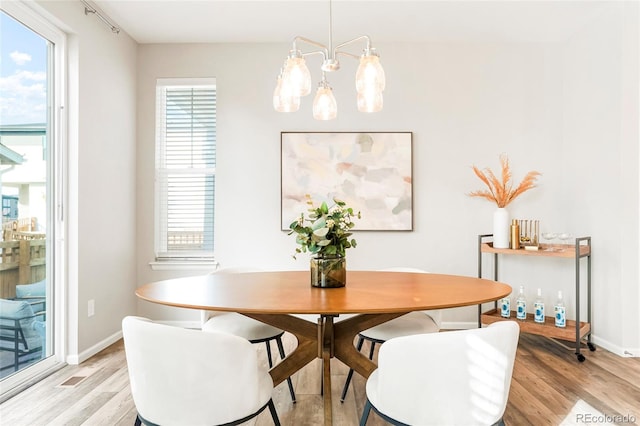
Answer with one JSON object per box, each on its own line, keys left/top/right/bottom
{"left": 477, "top": 234, "right": 593, "bottom": 361}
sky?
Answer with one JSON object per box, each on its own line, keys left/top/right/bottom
{"left": 0, "top": 10, "right": 48, "bottom": 126}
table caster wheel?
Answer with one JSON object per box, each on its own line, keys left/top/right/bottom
{"left": 587, "top": 343, "right": 596, "bottom": 352}
{"left": 577, "top": 353, "right": 586, "bottom": 362}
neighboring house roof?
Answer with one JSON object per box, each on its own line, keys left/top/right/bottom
{"left": 0, "top": 143, "right": 24, "bottom": 165}
{"left": 0, "top": 124, "right": 40, "bottom": 165}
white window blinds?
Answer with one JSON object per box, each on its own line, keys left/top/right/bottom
{"left": 155, "top": 78, "right": 216, "bottom": 260}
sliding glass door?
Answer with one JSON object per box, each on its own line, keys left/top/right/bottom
{"left": 0, "top": 3, "right": 64, "bottom": 396}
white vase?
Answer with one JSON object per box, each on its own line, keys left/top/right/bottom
{"left": 493, "top": 208, "right": 510, "bottom": 248}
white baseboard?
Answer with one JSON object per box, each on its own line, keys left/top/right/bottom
{"left": 67, "top": 321, "right": 201, "bottom": 365}
{"left": 66, "top": 320, "right": 204, "bottom": 365}
{"left": 591, "top": 335, "right": 639, "bottom": 357}
{"left": 66, "top": 330, "right": 123, "bottom": 365}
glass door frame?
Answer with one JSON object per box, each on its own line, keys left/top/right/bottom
{"left": 0, "top": 0, "right": 67, "bottom": 399}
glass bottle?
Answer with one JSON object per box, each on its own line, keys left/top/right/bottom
{"left": 534, "top": 288, "right": 545, "bottom": 324}
{"left": 500, "top": 295, "right": 511, "bottom": 318}
{"left": 516, "top": 285, "right": 527, "bottom": 320}
{"left": 555, "top": 290, "right": 566, "bottom": 328}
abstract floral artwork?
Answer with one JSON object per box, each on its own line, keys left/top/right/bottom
{"left": 281, "top": 132, "right": 413, "bottom": 231}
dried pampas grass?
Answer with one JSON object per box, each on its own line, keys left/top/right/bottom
{"left": 468, "top": 154, "right": 541, "bottom": 208}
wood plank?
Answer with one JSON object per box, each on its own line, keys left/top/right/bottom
{"left": 482, "top": 308, "right": 591, "bottom": 342}
{"left": 518, "top": 334, "right": 640, "bottom": 421}
{"left": 507, "top": 379, "right": 562, "bottom": 425}
{"left": 480, "top": 242, "right": 591, "bottom": 257}
{"left": 84, "top": 387, "right": 137, "bottom": 426}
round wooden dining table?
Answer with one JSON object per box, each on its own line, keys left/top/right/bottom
{"left": 136, "top": 270, "right": 511, "bottom": 426}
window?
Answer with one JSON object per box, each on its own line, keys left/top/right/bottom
{"left": 155, "top": 78, "right": 216, "bottom": 261}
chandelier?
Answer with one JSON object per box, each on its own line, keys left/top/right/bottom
{"left": 272, "top": 0, "right": 386, "bottom": 120}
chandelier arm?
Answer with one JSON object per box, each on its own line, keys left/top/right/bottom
{"left": 333, "top": 35, "right": 372, "bottom": 60}
{"left": 301, "top": 50, "right": 328, "bottom": 62}
{"left": 292, "top": 36, "right": 329, "bottom": 59}
{"left": 334, "top": 51, "right": 360, "bottom": 60}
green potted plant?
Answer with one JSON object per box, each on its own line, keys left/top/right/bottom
{"left": 289, "top": 195, "right": 360, "bottom": 288}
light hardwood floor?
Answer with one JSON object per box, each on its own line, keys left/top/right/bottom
{"left": 1, "top": 332, "right": 639, "bottom": 426}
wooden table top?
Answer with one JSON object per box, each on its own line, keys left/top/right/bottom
{"left": 136, "top": 270, "right": 512, "bottom": 315}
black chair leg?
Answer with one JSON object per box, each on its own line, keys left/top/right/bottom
{"left": 276, "top": 336, "right": 296, "bottom": 403}
{"left": 340, "top": 335, "right": 366, "bottom": 402}
{"left": 368, "top": 340, "right": 376, "bottom": 360}
{"left": 265, "top": 341, "right": 274, "bottom": 368}
{"left": 268, "top": 399, "right": 281, "bottom": 426}
{"left": 359, "top": 400, "right": 372, "bottom": 426}
{"left": 134, "top": 414, "right": 142, "bottom": 426}
{"left": 320, "top": 359, "right": 323, "bottom": 396}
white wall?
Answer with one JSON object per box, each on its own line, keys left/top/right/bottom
{"left": 20, "top": 0, "right": 635, "bottom": 367}
{"left": 135, "top": 41, "right": 563, "bottom": 323}
{"left": 561, "top": 2, "right": 639, "bottom": 354}
{"left": 135, "top": 1, "right": 639, "bottom": 356}
{"left": 37, "top": 1, "right": 138, "bottom": 362}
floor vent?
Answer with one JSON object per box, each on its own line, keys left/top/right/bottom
{"left": 57, "top": 376, "right": 86, "bottom": 387}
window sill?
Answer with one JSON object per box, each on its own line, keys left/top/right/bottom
{"left": 149, "top": 259, "right": 219, "bottom": 271}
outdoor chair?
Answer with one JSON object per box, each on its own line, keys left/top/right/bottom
{"left": 0, "top": 298, "right": 44, "bottom": 372}
{"left": 14, "top": 279, "right": 46, "bottom": 318}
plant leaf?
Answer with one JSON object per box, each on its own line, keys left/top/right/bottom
{"left": 311, "top": 217, "right": 326, "bottom": 231}
{"left": 313, "top": 227, "right": 329, "bottom": 237}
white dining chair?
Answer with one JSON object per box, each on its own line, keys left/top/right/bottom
{"left": 360, "top": 321, "right": 520, "bottom": 426}
{"left": 341, "top": 267, "right": 442, "bottom": 402}
{"left": 201, "top": 266, "right": 296, "bottom": 402}
{"left": 122, "top": 316, "right": 281, "bottom": 426}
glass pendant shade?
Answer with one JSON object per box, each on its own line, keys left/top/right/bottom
{"left": 357, "top": 89, "right": 383, "bottom": 113}
{"left": 355, "top": 54, "right": 386, "bottom": 93}
{"left": 273, "top": 76, "right": 300, "bottom": 112}
{"left": 313, "top": 85, "right": 337, "bottom": 120}
{"left": 282, "top": 56, "right": 312, "bottom": 97}
{"left": 274, "top": 36, "right": 386, "bottom": 118}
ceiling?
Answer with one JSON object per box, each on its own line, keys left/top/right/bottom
{"left": 92, "top": 0, "right": 614, "bottom": 45}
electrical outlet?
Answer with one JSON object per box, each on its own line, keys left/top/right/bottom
{"left": 88, "top": 299, "right": 95, "bottom": 317}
